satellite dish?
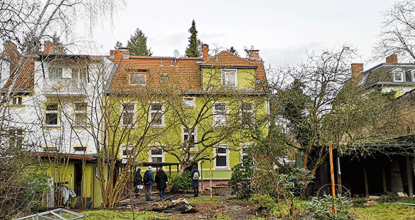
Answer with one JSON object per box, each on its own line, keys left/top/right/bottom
{"left": 174, "top": 49, "right": 180, "bottom": 59}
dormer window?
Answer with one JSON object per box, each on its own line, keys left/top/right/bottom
{"left": 130, "top": 73, "right": 146, "bottom": 86}
{"left": 221, "top": 69, "right": 237, "bottom": 87}
{"left": 391, "top": 68, "right": 404, "bottom": 82}
{"left": 410, "top": 70, "right": 415, "bottom": 83}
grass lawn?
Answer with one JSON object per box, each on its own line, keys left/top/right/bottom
{"left": 81, "top": 209, "right": 171, "bottom": 220}
{"left": 351, "top": 199, "right": 415, "bottom": 220}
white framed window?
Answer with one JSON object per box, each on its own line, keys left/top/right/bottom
{"left": 72, "top": 68, "right": 87, "bottom": 81}
{"left": 221, "top": 69, "right": 237, "bottom": 87}
{"left": 122, "top": 146, "right": 134, "bottom": 164}
{"left": 45, "top": 103, "right": 59, "bottom": 126}
{"left": 130, "top": 73, "right": 146, "bottom": 86}
{"left": 240, "top": 102, "right": 254, "bottom": 126}
{"left": 150, "top": 147, "right": 163, "bottom": 163}
{"left": 74, "top": 102, "right": 88, "bottom": 126}
{"left": 122, "top": 103, "right": 135, "bottom": 126}
{"left": 149, "top": 103, "right": 163, "bottom": 126}
{"left": 213, "top": 103, "right": 227, "bottom": 127}
{"left": 391, "top": 68, "right": 404, "bottom": 82}
{"left": 183, "top": 127, "right": 196, "bottom": 151}
{"left": 241, "top": 145, "right": 250, "bottom": 163}
{"left": 8, "top": 127, "right": 24, "bottom": 149}
{"left": 215, "top": 145, "right": 228, "bottom": 169}
{"left": 12, "top": 97, "right": 22, "bottom": 105}
{"left": 184, "top": 98, "right": 195, "bottom": 108}
{"left": 411, "top": 70, "right": 415, "bottom": 83}
{"left": 49, "top": 68, "right": 62, "bottom": 79}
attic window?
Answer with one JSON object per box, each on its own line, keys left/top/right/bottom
{"left": 130, "top": 73, "right": 146, "bottom": 86}
{"left": 392, "top": 68, "right": 404, "bottom": 82}
{"left": 221, "top": 69, "right": 237, "bottom": 87}
{"left": 411, "top": 70, "right": 415, "bottom": 83}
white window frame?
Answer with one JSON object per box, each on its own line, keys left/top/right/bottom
{"left": 130, "top": 72, "right": 146, "bottom": 86}
{"left": 49, "top": 68, "right": 62, "bottom": 80}
{"left": 182, "top": 127, "right": 196, "bottom": 151}
{"left": 12, "top": 97, "right": 22, "bottom": 106}
{"left": 221, "top": 69, "right": 237, "bottom": 87}
{"left": 183, "top": 97, "right": 195, "bottom": 108}
{"left": 149, "top": 146, "right": 164, "bottom": 163}
{"left": 213, "top": 102, "right": 227, "bottom": 127}
{"left": 149, "top": 103, "right": 164, "bottom": 127}
{"left": 122, "top": 103, "right": 135, "bottom": 127}
{"left": 45, "top": 103, "right": 59, "bottom": 126}
{"left": 215, "top": 145, "right": 228, "bottom": 169}
{"left": 241, "top": 145, "right": 250, "bottom": 163}
{"left": 240, "top": 102, "right": 254, "bottom": 127}
{"left": 391, "top": 68, "right": 404, "bottom": 82}
{"left": 7, "top": 127, "right": 24, "bottom": 149}
{"left": 74, "top": 101, "right": 88, "bottom": 127}
{"left": 122, "top": 146, "right": 134, "bottom": 164}
{"left": 73, "top": 145, "right": 87, "bottom": 154}
{"left": 411, "top": 70, "right": 415, "bottom": 83}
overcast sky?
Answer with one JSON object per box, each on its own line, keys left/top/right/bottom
{"left": 82, "top": 0, "right": 394, "bottom": 71}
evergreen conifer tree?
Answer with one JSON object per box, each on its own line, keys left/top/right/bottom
{"left": 185, "top": 20, "right": 200, "bottom": 57}
{"left": 127, "top": 28, "right": 152, "bottom": 56}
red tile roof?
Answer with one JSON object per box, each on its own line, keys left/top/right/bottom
{"left": 3, "top": 58, "right": 35, "bottom": 91}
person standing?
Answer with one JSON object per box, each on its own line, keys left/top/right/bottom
{"left": 133, "top": 168, "right": 142, "bottom": 199}
{"left": 190, "top": 164, "right": 200, "bottom": 197}
{"left": 155, "top": 168, "right": 168, "bottom": 200}
{"left": 144, "top": 166, "right": 155, "bottom": 201}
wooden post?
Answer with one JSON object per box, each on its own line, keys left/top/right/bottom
{"left": 329, "top": 141, "right": 336, "bottom": 214}
{"left": 364, "top": 164, "right": 369, "bottom": 198}
{"left": 169, "top": 165, "right": 172, "bottom": 176}
{"left": 177, "top": 165, "right": 180, "bottom": 174}
{"left": 406, "top": 156, "right": 413, "bottom": 197}
{"left": 382, "top": 165, "right": 387, "bottom": 193}
{"left": 210, "top": 159, "right": 213, "bottom": 199}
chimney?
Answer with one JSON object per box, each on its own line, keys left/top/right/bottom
{"left": 386, "top": 54, "right": 397, "bottom": 63}
{"left": 44, "top": 41, "right": 54, "bottom": 54}
{"left": 202, "top": 44, "right": 209, "bottom": 62}
{"left": 5, "top": 41, "right": 19, "bottom": 58}
{"left": 249, "top": 49, "right": 260, "bottom": 60}
{"left": 351, "top": 63, "right": 363, "bottom": 85}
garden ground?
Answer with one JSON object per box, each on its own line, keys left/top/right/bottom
{"left": 75, "top": 193, "right": 415, "bottom": 219}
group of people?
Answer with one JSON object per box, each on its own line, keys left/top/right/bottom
{"left": 133, "top": 164, "right": 200, "bottom": 201}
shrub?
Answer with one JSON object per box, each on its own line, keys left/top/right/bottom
{"left": 168, "top": 170, "right": 191, "bottom": 193}
{"left": 228, "top": 157, "right": 254, "bottom": 199}
{"left": 307, "top": 195, "right": 354, "bottom": 220}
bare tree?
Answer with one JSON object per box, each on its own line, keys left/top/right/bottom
{"left": 373, "top": 0, "right": 415, "bottom": 62}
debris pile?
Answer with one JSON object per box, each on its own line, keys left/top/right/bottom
{"left": 153, "top": 198, "right": 197, "bottom": 214}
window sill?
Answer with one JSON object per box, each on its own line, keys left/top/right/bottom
{"left": 42, "top": 125, "right": 60, "bottom": 129}
{"left": 9, "top": 105, "right": 25, "bottom": 108}
{"left": 215, "top": 167, "right": 229, "bottom": 170}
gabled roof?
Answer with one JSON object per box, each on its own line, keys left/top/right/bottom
{"left": 109, "top": 56, "right": 202, "bottom": 92}
{"left": 202, "top": 51, "right": 255, "bottom": 67}
{"left": 359, "top": 63, "right": 415, "bottom": 88}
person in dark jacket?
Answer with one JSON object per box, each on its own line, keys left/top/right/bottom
{"left": 155, "top": 168, "right": 168, "bottom": 200}
{"left": 133, "top": 169, "right": 142, "bottom": 198}
{"left": 144, "top": 166, "right": 155, "bottom": 201}
{"left": 190, "top": 164, "right": 200, "bottom": 197}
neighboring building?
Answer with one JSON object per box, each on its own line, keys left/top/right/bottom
{"left": 1, "top": 41, "right": 114, "bottom": 155}
{"left": 107, "top": 44, "right": 269, "bottom": 187}
{"left": 324, "top": 54, "right": 415, "bottom": 198}
{"left": 353, "top": 54, "right": 415, "bottom": 97}
{"left": 0, "top": 41, "right": 114, "bottom": 208}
